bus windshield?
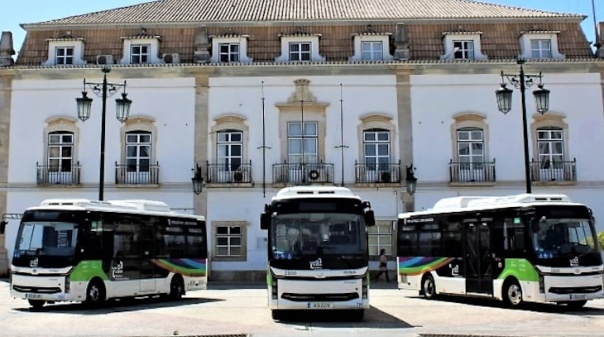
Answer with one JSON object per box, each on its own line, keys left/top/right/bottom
{"left": 271, "top": 213, "right": 366, "bottom": 260}
{"left": 15, "top": 221, "right": 78, "bottom": 257}
{"left": 533, "top": 217, "right": 597, "bottom": 258}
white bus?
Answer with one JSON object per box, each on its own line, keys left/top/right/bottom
{"left": 5, "top": 198, "right": 208, "bottom": 309}
{"left": 397, "top": 193, "right": 604, "bottom": 308}
{"left": 260, "top": 186, "right": 375, "bottom": 321}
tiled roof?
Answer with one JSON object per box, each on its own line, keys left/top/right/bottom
{"left": 21, "top": 0, "right": 584, "bottom": 27}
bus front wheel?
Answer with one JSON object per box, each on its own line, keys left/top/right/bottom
{"left": 85, "top": 279, "right": 106, "bottom": 307}
{"left": 271, "top": 309, "right": 283, "bottom": 320}
{"left": 421, "top": 274, "right": 436, "bottom": 299}
{"left": 169, "top": 275, "right": 185, "bottom": 300}
{"left": 28, "top": 299, "right": 46, "bottom": 309}
{"left": 503, "top": 279, "right": 523, "bottom": 308}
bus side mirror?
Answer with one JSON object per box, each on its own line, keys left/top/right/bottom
{"left": 0, "top": 220, "right": 6, "bottom": 234}
{"left": 260, "top": 213, "right": 271, "bottom": 230}
{"left": 365, "top": 210, "right": 375, "bottom": 227}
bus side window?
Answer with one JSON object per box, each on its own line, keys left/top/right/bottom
{"left": 442, "top": 222, "right": 462, "bottom": 257}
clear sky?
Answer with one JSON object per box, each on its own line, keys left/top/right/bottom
{"left": 0, "top": 0, "right": 602, "bottom": 56}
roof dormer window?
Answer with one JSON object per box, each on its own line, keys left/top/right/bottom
{"left": 210, "top": 34, "right": 252, "bottom": 63}
{"left": 441, "top": 32, "right": 487, "bottom": 61}
{"left": 43, "top": 38, "right": 86, "bottom": 66}
{"left": 518, "top": 31, "right": 564, "bottom": 60}
{"left": 120, "top": 30, "right": 162, "bottom": 65}
{"left": 276, "top": 33, "right": 325, "bottom": 63}
{"left": 349, "top": 32, "right": 393, "bottom": 62}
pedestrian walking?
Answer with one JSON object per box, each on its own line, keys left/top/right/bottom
{"left": 374, "top": 248, "right": 390, "bottom": 282}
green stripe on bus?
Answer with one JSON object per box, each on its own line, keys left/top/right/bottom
{"left": 497, "top": 258, "right": 539, "bottom": 282}
{"left": 69, "top": 260, "right": 109, "bottom": 282}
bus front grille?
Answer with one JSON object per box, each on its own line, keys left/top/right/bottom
{"left": 549, "top": 285, "right": 602, "bottom": 294}
{"left": 12, "top": 285, "right": 62, "bottom": 294}
{"left": 281, "top": 292, "right": 359, "bottom": 302}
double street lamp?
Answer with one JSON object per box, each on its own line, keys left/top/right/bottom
{"left": 495, "top": 59, "right": 550, "bottom": 194}
{"left": 76, "top": 66, "right": 132, "bottom": 201}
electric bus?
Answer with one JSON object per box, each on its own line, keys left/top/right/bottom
{"left": 261, "top": 186, "right": 375, "bottom": 320}
{"left": 397, "top": 193, "right": 603, "bottom": 308}
{"left": 8, "top": 198, "right": 207, "bottom": 308}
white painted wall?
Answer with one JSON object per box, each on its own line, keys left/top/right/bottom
{"left": 208, "top": 75, "right": 398, "bottom": 185}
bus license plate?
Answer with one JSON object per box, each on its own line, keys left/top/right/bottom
{"left": 310, "top": 302, "right": 333, "bottom": 309}
{"left": 25, "top": 293, "right": 42, "bottom": 299}
{"left": 570, "top": 294, "right": 586, "bottom": 300}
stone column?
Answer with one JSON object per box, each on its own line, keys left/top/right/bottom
{"left": 396, "top": 68, "right": 415, "bottom": 213}
{"left": 0, "top": 72, "right": 14, "bottom": 277}
{"left": 193, "top": 72, "right": 210, "bottom": 217}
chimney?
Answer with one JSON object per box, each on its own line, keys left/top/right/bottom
{"left": 393, "top": 24, "right": 410, "bottom": 61}
{"left": 193, "top": 27, "right": 211, "bottom": 63}
{"left": 0, "top": 31, "right": 15, "bottom": 66}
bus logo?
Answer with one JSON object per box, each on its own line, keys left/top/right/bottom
{"left": 310, "top": 258, "right": 323, "bottom": 270}
{"left": 570, "top": 257, "right": 579, "bottom": 267}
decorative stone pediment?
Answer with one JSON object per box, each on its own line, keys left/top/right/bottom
{"left": 276, "top": 79, "right": 329, "bottom": 110}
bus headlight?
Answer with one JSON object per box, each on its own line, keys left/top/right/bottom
{"left": 272, "top": 279, "right": 278, "bottom": 300}
{"left": 362, "top": 274, "right": 368, "bottom": 299}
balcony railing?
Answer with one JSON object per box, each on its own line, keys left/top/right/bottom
{"left": 354, "top": 161, "right": 401, "bottom": 184}
{"left": 206, "top": 160, "right": 253, "bottom": 184}
{"left": 449, "top": 160, "right": 496, "bottom": 183}
{"left": 115, "top": 162, "right": 160, "bottom": 185}
{"left": 531, "top": 158, "right": 576, "bottom": 182}
{"left": 272, "top": 161, "right": 335, "bottom": 184}
{"left": 36, "top": 162, "right": 81, "bottom": 185}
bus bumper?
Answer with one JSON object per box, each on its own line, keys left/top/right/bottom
{"left": 270, "top": 278, "right": 368, "bottom": 310}
{"left": 524, "top": 274, "right": 604, "bottom": 303}
{"left": 10, "top": 274, "right": 84, "bottom": 303}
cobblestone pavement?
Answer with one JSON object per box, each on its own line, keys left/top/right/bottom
{"left": 1, "top": 280, "right": 603, "bottom": 337}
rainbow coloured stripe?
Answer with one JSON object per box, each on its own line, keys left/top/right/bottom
{"left": 398, "top": 256, "right": 454, "bottom": 275}
{"left": 153, "top": 258, "right": 207, "bottom": 277}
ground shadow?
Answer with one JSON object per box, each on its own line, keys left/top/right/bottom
{"left": 13, "top": 295, "right": 223, "bottom": 314}
{"left": 272, "top": 306, "right": 415, "bottom": 329}
{"left": 407, "top": 294, "right": 604, "bottom": 316}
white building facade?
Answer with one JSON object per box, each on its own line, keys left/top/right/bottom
{"left": 0, "top": 0, "right": 603, "bottom": 280}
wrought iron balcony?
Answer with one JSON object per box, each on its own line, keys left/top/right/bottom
{"left": 449, "top": 160, "right": 496, "bottom": 183}
{"left": 115, "top": 162, "right": 160, "bottom": 185}
{"left": 206, "top": 160, "right": 253, "bottom": 185}
{"left": 272, "top": 161, "right": 334, "bottom": 185}
{"left": 354, "top": 161, "right": 401, "bottom": 184}
{"left": 531, "top": 158, "right": 576, "bottom": 182}
{"left": 36, "top": 162, "right": 81, "bottom": 185}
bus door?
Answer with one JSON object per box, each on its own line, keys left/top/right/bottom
{"left": 139, "top": 226, "right": 157, "bottom": 292}
{"left": 464, "top": 220, "right": 493, "bottom": 295}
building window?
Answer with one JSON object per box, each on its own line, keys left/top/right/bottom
{"left": 126, "top": 131, "right": 151, "bottom": 173}
{"left": 289, "top": 42, "right": 311, "bottom": 61}
{"left": 453, "top": 40, "right": 474, "bottom": 60}
{"left": 361, "top": 41, "right": 383, "bottom": 60}
{"left": 368, "top": 221, "right": 393, "bottom": 256}
{"left": 215, "top": 224, "right": 243, "bottom": 257}
{"left": 217, "top": 130, "right": 243, "bottom": 171}
{"left": 287, "top": 121, "right": 318, "bottom": 163}
{"left": 55, "top": 47, "right": 74, "bottom": 65}
{"left": 457, "top": 128, "right": 484, "bottom": 168}
{"left": 130, "top": 44, "right": 150, "bottom": 64}
{"left": 363, "top": 129, "right": 390, "bottom": 170}
{"left": 531, "top": 39, "right": 552, "bottom": 59}
{"left": 536, "top": 127, "right": 563, "bottom": 168}
{"left": 48, "top": 131, "right": 74, "bottom": 173}
{"left": 219, "top": 43, "right": 240, "bottom": 62}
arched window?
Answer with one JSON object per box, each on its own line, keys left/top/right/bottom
{"left": 363, "top": 128, "right": 391, "bottom": 170}
{"left": 456, "top": 127, "right": 484, "bottom": 168}
{"left": 217, "top": 129, "right": 243, "bottom": 171}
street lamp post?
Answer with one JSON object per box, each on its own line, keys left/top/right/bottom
{"left": 495, "top": 59, "right": 550, "bottom": 194}
{"left": 76, "top": 66, "right": 132, "bottom": 201}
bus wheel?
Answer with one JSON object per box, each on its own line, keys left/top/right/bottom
{"left": 28, "top": 299, "right": 46, "bottom": 309}
{"left": 271, "top": 309, "right": 283, "bottom": 320}
{"left": 503, "top": 279, "right": 523, "bottom": 308}
{"left": 421, "top": 274, "right": 436, "bottom": 299}
{"left": 85, "top": 279, "right": 106, "bottom": 307}
{"left": 564, "top": 300, "right": 587, "bottom": 309}
{"left": 169, "top": 275, "right": 185, "bottom": 300}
